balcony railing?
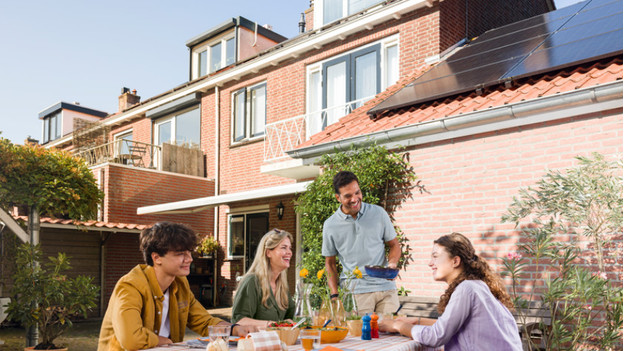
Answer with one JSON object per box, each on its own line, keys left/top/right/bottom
{"left": 75, "top": 139, "right": 161, "bottom": 169}
{"left": 263, "top": 96, "right": 373, "bottom": 162}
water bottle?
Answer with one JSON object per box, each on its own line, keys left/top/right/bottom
{"left": 361, "top": 314, "right": 371, "bottom": 340}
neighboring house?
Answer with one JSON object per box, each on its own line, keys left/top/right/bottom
{"left": 40, "top": 0, "right": 558, "bottom": 305}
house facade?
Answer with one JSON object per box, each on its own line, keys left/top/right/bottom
{"left": 41, "top": 0, "right": 562, "bottom": 307}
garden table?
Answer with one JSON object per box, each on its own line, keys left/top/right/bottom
{"left": 147, "top": 333, "right": 443, "bottom": 350}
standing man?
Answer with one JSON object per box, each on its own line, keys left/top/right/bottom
{"left": 322, "top": 171, "right": 401, "bottom": 315}
{"left": 98, "top": 222, "right": 255, "bottom": 350}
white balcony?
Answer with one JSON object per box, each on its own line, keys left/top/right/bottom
{"left": 262, "top": 96, "right": 372, "bottom": 179}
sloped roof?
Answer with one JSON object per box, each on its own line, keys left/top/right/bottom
{"left": 13, "top": 216, "right": 150, "bottom": 232}
{"left": 297, "top": 57, "right": 622, "bottom": 149}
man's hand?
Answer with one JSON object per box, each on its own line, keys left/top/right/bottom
{"left": 232, "top": 324, "right": 258, "bottom": 336}
{"left": 157, "top": 336, "right": 173, "bottom": 346}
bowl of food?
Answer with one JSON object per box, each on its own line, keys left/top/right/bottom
{"left": 365, "top": 265, "right": 399, "bottom": 279}
{"left": 310, "top": 326, "right": 348, "bottom": 343}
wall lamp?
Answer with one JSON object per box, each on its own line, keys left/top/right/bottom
{"left": 277, "top": 201, "right": 285, "bottom": 220}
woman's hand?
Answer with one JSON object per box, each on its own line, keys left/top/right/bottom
{"left": 378, "top": 318, "right": 399, "bottom": 333}
{"left": 232, "top": 324, "right": 259, "bottom": 336}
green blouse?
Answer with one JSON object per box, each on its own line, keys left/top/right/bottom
{"left": 231, "top": 274, "right": 295, "bottom": 324}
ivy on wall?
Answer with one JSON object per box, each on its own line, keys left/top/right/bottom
{"left": 295, "top": 144, "right": 423, "bottom": 307}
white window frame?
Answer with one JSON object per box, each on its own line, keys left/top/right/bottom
{"left": 191, "top": 33, "right": 236, "bottom": 79}
{"left": 113, "top": 129, "right": 133, "bottom": 158}
{"left": 231, "top": 81, "right": 267, "bottom": 144}
{"left": 305, "top": 34, "right": 399, "bottom": 117}
{"left": 314, "top": 0, "right": 385, "bottom": 28}
{"left": 153, "top": 106, "right": 201, "bottom": 148}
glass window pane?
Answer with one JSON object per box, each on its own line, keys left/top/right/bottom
{"left": 226, "top": 38, "right": 236, "bottom": 66}
{"left": 250, "top": 85, "right": 266, "bottom": 137}
{"left": 157, "top": 121, "right": 172, "bottom": 146}
{"left": 50, "top": 115, "right": 57, "bottom": 140}
{"left": 348, "top": 0, "right": 383, "bottom": 15}
{"left": 354, "top": 51, "right": 377, "bottom": 100}
{"left": 229, "top": 215, "right": 244, "bottom": 257}
{"left": 210, "top": 42, "right": 222, "bottom": 73}
{"left": 55, "top": 114, "right": 62, "bottom": 138}
{"left": 198, "top": 50, "right": 207, "bottom": 77}
{"left": 307, "top": 71, "right": 322, "bottom": 136}
{"left": 175, "top": 108, "right": 201, "bottom": 147}
{"left": 116, "top": 131, "right": 133, "bottom": 155}
{"left": 323, "top": 0, "right": 343, "bottom": 24}
{"left": 325, "top": 61, "right": 347, "bottom": 126}
{"left": 385, "top": 45, "right": 398, "bottom": 88}
{"left": 233, "top": 90, "right": 246, "bottom": 141}
{"left": 43, "top": 118, "right": 49, "bottom": 143}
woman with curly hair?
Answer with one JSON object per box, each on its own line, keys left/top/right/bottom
{"left": 231, "top": 229, "right": 295, "bottom": 328}
{"left": 379, "top": 233, "right": 521, "bottom": 350}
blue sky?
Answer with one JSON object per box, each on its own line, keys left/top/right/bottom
{"left": 0, "top": 0, "right": 582, "bottom": 144}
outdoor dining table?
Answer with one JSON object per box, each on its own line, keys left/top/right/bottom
{"left": 146, "top": 333, "right": 443, "bottom": 351}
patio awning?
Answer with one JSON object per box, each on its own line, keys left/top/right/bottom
{"left": 137, "top": 181, "right": 312, "bottom": 215}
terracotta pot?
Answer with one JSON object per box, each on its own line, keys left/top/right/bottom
{"left": 24, "top": 347, "right": 68, "bottom": 351}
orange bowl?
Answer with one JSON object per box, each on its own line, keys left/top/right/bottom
{"left": 311, "top": 326, "right": 348, "bottom": 343}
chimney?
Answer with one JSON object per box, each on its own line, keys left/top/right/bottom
{"left": 298, "top": 13, "right": 306, "bottom": 33}
{"left": 118, "top": 87, "right": 140, "bottom": 112}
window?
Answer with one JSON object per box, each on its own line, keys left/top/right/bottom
{"left": 113, "top": 130, "right": 133, "bottom": 157}
{"left": 155, "top": 107, "right": 201, "bottom": 147}
{"left": 42, "top": 112, "right": 62, "bottom": 143}
{"left": 232, "top": 82, "right": 266, "bottom": 142}
{"left": 198, "top": 50, "right": 207, "bottom": 77}
{"left": 306, "top": 37, "right": 399, "bottom": 136}
{"left": 321, "top": 0, "right": 384, "bottom": 25}
{"left": 228, "top": 212, "right": 269, "bottom": 270}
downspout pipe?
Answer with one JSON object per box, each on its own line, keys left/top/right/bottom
{"left": 213, "top": 86, "right": 220, "bottom": 307}
{"left": 288, "top": 80, "right": 623, "bottom": 160}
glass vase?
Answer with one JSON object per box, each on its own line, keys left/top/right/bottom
{"left": 294, "top": 282, "right": 313, "bottom": 323}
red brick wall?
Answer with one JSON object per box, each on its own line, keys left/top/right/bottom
{"left": 96, "top": 163, "right": 215, "bottom": 235}
{"left": 393, "top": 110, "right": 623, "bottom": 298}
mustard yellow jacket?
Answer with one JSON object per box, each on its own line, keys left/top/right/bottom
{"left": 98, "top": 264, "right": 223, "bottom": 350}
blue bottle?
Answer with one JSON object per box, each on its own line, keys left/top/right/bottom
{"left": 361, "top": 314, "right": 372, "bottom": 340}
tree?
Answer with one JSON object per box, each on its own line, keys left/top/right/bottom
{"left": 0, "top": 137, "right": 103, "bottom": 347}
{"left": 501, "top": 153, "right": 623, "bottom": 350}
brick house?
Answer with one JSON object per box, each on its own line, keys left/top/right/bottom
{"left": 36, "top": 0, "right": 578, "bottom": 309}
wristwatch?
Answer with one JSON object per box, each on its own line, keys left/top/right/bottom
{"left": 330, "top": 293, "right": 339, "bottom": 299}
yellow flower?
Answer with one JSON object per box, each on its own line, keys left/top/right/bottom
{"left": 299, "top": 268, "right": 309, "bottom": 278}
{"left": 317, "top": 269, "right": 325, "bottom": 280}
{"left": 353, "top": 267, "right": 362, "bottom": 279}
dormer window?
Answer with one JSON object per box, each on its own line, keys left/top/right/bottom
{"left": 318, "top": 0, "right": 384, "bottom": 26}
{"left": 42, "top": 112, "right": 62, "bottom": 144}
{"left": 194, "top": 35, "right": 236, "bottom": 79}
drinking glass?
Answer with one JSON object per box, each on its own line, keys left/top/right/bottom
{"left": 208, "top": 325, "right": 231, "bottom": 342}
{"left": 300, "top": 328, "right": 321, "bottom": 351}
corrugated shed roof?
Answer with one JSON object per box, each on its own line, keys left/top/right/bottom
{"left": 297, "top": 57, "right": 622, "bottom": 148}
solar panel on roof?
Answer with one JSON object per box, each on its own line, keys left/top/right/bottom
{"left": 368, "top": 0, "right": 623, "bottom": 116}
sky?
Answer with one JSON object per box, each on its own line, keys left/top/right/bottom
{"left": 0, "top": 0, "right": 582, "bottom": 144}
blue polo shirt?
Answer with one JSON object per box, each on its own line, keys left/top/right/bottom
{"left": 322, "top": 202, "right": 397, "bottom": 293}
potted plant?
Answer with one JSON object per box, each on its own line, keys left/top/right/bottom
{"left": 6, "top": 243, "right": 99, "bottom": 350}
{"left": 196, "top": 235, "right": 219, "bottom": 257}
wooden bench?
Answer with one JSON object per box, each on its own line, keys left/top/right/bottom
{"left": 398, "top": 295, "right": 440, "bottom": 319}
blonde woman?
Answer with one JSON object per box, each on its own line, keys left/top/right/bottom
{"left": 232, "top": 229, "right": 295, "bottom": 328}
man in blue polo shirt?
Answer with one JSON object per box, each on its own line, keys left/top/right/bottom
{"left": 322, "top": 171, "right": 401, "bottom": 314}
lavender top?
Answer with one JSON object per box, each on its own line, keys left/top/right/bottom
{"left": 411, "top": 280, "right": 522, "bottom": 351}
